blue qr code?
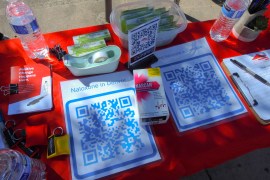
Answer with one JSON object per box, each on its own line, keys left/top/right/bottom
{"left": 130, "top": 23, "right": 158, "bottom": 56}
{"left": 164, "top": 61, "right": 232, "bottom": 119}
{"left": 76, "top": 96, "right": 144, "bottom": 166}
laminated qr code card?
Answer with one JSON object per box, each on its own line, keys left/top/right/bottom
{"left": 152, "top": 38, "right": 247, "bottom": 132}
{"left": 128, "top": 17, "right": 159, "bottom": 67}
{"left": 60, "top": 70, "right": 160, "bottom": 179}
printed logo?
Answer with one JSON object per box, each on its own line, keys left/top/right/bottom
{"left": 135, "top": 81, "right": 160, "bottom": 92}
{"left": 155, "top": 101, "right": 167, "bottom": 110}
{"left": 252, "top": 53, "right": 269, "bottom": 61}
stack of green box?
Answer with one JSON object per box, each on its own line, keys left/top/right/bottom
{"left": 67, "top": 29, "right": 111, "bottom": 57}
{"left": 120, "top": 6, "right": 179, "bottom": 34}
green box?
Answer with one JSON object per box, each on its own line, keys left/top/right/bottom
{"left": 67, "top": 39, "right": 106, "bottom": 57}
{"left": 73, "top": 29, "right": 111, "bottom": 45}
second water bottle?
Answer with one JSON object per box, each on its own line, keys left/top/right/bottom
{"left": 210, "top": 0, "right": 250, "bottom": 42}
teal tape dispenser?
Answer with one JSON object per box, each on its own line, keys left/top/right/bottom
{"left": 63, "top": 45, "right": 121, "bottom": 76}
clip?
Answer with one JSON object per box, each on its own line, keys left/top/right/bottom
{"left": 3, "top": 120, "right": 22, "bottom": 148}
{"left": 0, "top": 83, "right": 35, "bottom": 96}
{"left": 0, "top": 84, "right": 19, "bottom": 96}
{"left": 49, "top": 44, "right": 67, "bottom": 60}
{"left": 17, "top": 139, "right": 41, "bottom": 159}
{"left": 232, "top": 72, "right": 258, "bottom": 107}
{"left": 14, "top": 129, "right": 41, "bottom": 159}
{"left": 2, "top": 121, "right": 41, "bottom": 158}
{"left": 126, "top": 54, "right": 158, "bottom": 71}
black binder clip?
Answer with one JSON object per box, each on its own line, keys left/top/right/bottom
{"left": 49, "top": 44, "right": 67, "bottom": 61}
{"left": 3, "top": 121, "right": 41, "bottom": 158}
{"left": 0, "top": 84, "right": 19, "bottom": 96}
{"left": 3, "top": 120, "right": 22, "bottom": 148}
{"left": 232, "top": 73, "right": 258, "bottom": 107}
{"left": 12, "top": 129, "right": 41, "bottom": 159}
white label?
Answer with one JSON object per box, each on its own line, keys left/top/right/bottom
{"left": 222, "top": 3, "right": 245, "bottom": 19}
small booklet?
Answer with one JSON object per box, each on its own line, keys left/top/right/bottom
{"left": 223, "top": 49, "right": 270, "bottom": 124}
{"left": 8, "top": 63, "right": 53, "bottom": 115}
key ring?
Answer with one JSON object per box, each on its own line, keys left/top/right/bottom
{"left": 52, "top": 127, "right": 64, "bottom": 136}
{"left": 12, "top": 129, "right": 25, "bottom": 141}
{"left": 4, "top": 120, "right": 16, "bottom": 130}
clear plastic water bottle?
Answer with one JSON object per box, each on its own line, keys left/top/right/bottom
{"left": 0, "top": 148, "right": 46, "bottom": 180}
{"left": 209, "top": 0, "right": 250, "bottom": 42}
{"left": 5, "top": 0, "right": 49, "bottom": 59}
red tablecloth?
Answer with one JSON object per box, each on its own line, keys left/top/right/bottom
{"left": 1, "top": 17, "right": 270, "bottom": 180}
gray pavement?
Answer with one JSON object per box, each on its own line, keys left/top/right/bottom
{"left": 1, "top": 0, "right": 270, "bottom": 179}
{"left": 0, "top": 0, "right": 223, "bottom": 38}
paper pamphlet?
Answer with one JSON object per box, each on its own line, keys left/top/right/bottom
{"left": 152, "top": 38, "right": 247, "bottom": 132}
{"left": 7, "top": 64, "right": 52, "bottom": 115}
{"left": 60, "top": 70, "right": 160, "bottom": 180}
{"left": 223, "top": 49, "right": 270, "bottom": 122}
